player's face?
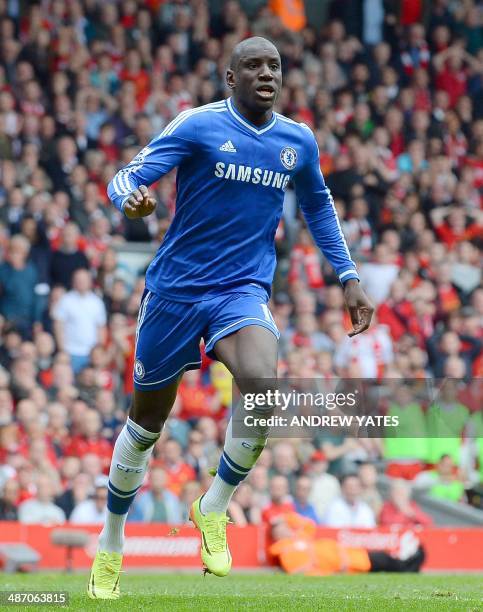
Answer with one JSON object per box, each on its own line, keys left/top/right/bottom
{"left": 229, "top": 46, "right": 282, "bottom": 113}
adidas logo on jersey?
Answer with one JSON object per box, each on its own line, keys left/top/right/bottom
{"left": 219, "top": 140, "right": 237, "bottom": 152}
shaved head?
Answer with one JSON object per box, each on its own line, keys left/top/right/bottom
{"left": 227, "top": 36, "right": 282, "bottom": 123}
{"left": 230, "top": 36, "right": 280, "bottom": 70}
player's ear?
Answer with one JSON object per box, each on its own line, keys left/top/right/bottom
{"left": 226, "top": 68, "right": 235, "bottom": 90}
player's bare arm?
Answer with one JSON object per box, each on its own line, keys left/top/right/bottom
{"left": 122, "top": 185, "right": 157, "bottom": 219}
{"left": 344, "top": 279, "right": 374, "bottom": 337}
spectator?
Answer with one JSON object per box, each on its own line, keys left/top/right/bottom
{"left": 323, "top": 474, "right": 376, "bottom": 528}
{"left": 36, "top": 332, "right": 56, "bottom": 387}
{"left": 379, "top": 480, "right": 432, "bottom": 527}
{"left": 288, "top": 228, "right": 324, "bottom": 290}
{"left": 384, "top": 383, "right": 430, "bottom": 480}
{"left": 0, "top": 388, "right": 14, "bottom": 426}
{"left": 358, "top": 244, "right": 400, "bottom": 305}
{"left": 184, "top": 429, "right": 209, "bottom": 478}
{"left": 50, "top": 222, "right": 89, "bottom": 289}
{"left": 0, "top": 235, "right": 41, "bottom": 337}
{"left": 46, "top": 401, "right": 70, "bottom": 455}
{"left": 229, "top": 482, "right": 261, "bottom": 526}
{"left": 306, "top": 450, "right": 340, "bottom": 522}
{"left": 58, "top": 456, "right": 82, "bottom": 490}
{"left": 179, "top": 480, "right": 202, "bottom": 524}
{"left": 426, "top": 380, "right": 470, "bottom": 465}
{"left": 153, "top": 438, "right": 196, "bottom": 497}
{"left": 342, "top": 197, "right": 373, "bottom": 260}
{"left": 94, "top": 389, "right": 123, "bottom": 441}
{"left": 80, "top": 453, "right": 104, "bottom": 482}
{"left": 293, "top": 475, "right": 319, "bottom": 523}
{"left": 247, "top": 465, "right": 270, "bottom": 509}
{"left": 414, "top": 455, "right": 466, "bottom": 503}
{"left": 358, "top": 462, "right": 383, "bottom": 519}
{"left": 427, "top": 330, "right": 481, "bottom": 381}
{"left": 20, "top": 215, "right": 52, "bottom": 290}
{"left": 63, "top": 409, "right": 113, "bottom": 472}
{"left": 130, "top": 467, "right": 182, "bottom": 523}
{"left": 334, "top": 315, "right": 394, "bottom": 378}
{"left": 261, "top": 475, "right": 295, "bottom": 525}
{"left": 53, "top": 269, "right": 107, "bottom": 373}
{"left": 177, "top": 370, "right": 221, "bottom": 421}
{"left": 16, "top": 464, "right": 36, "bottom": 504}
{"left": 70, "top": 476, "right": 108, "bottom": 524}
{"left": 18, "top": 473, "right": 65, "bottom": 525}
{"left": 0, "top": 478, "right": 19, "bottom": 520}
{"left": 318, "top": 435, "right": 369, "bottom": 477}
{"left": 401, "top": 24, "right": 430, "bottom": 77}
{"left": 269, "top": 442, "right": 300, "bottom": 494}
{"left": 55, "top": 471, "right": 92, "bottom": 520}
{"left": 89, "top": 344, "right": 115, "bottom": 391}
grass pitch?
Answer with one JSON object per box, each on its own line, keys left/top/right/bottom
{"left": 0, "top": 573, "right": 481, "bottom": 611}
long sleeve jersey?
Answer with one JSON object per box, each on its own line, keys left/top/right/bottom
{"left": 108, "top": 98, "right": 359, "bottom": 301}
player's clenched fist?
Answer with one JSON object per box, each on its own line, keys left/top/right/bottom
{"left": 123, "top": 185, "right": 157, "bottom": 219}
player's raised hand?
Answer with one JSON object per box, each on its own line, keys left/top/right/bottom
{"left": 123, "top": 185, "right": 157, "bottom": 219}
{"left": 343, "top": 279, "right": 374, "bottom": 337}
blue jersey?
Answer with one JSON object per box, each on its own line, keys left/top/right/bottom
{"left": 108, "top": 98, "right": 359, "bottom": 301}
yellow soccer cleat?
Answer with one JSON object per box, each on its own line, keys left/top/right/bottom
{"left": 190, "top": 496, "right": 232, "bottom": 577}
{"left": 87, "top": 551, "right": 123, "bottom": 600}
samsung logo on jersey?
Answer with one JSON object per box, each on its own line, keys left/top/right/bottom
{"left": 214, "top": 162, "right": 290, "bottom": 190}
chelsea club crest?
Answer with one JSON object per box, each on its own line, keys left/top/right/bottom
{"left": 280, "top": 146, "right": 297, "bottom": 170}
{"left": 134, "top": 359, "right": 145, "bottom": 380}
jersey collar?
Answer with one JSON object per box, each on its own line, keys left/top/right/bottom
{"left": 227, "top": 97, "right": 277, "bottom": 136}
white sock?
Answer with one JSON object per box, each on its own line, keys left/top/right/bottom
{"left": 200, "top": 474, "right": 237, "bottom": 514}
{"left": 98, "top": 512, "right": 127, "bottom": 555}
{"left": 201, "top": 415, "right": 267, "bottom": 514}
{"left": 98, "top": 418, "right": 160, "bottom": 553}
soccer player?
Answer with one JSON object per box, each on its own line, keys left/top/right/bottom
{"left": 88, "top": 37, "right": 374, "bottom": 599}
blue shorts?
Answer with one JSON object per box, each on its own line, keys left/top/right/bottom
{"left": 133, "top": 285, "right": 279, "bottom": 390}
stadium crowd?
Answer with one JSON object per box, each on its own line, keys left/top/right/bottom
{"left": 0, "top": 0, "right": 481, "bottom": 528}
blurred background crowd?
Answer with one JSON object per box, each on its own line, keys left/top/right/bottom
{"left": 0, "top": 0, "right": 481, "bottom": 528}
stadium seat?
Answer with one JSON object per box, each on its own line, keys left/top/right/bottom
{"left": 0, "top": 543, "right": 41, "bottom": 573}
{"left": 50, "top": 529, "right": 90, "bottom": 573}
